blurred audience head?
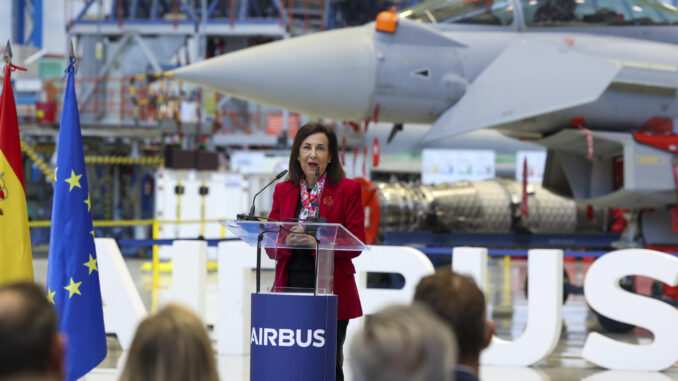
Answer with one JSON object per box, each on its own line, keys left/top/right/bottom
{"left": 414, "top": 269, "right": 495, "bottom": 369}
{"left": 349, "top": 303, "right": 457, "bottom": 381}
{"left": 120, "top": 303, "right": 219, "bottom": 381}
{"left": 0, "top": 282, "right": 64, "bottom": 381}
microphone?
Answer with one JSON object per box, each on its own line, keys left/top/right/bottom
{"left": 306, "top": 166, "right": 327, "bottom": 225}
{"left": 314, "top": 166, "right": 321, "bottom": 219}
{"left": 237, "top": 169, "right": 288, "bottom": 221}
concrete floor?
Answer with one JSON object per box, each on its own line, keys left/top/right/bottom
{"left": 32, "top": 255, "right": 678, "bottom": 381}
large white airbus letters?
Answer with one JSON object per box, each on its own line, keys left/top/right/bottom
{"left": 453, "top": 247, "right": 678, "bottom": 370}
{"left": 99, "top": 239, "right": 678, "bottom": 371}
{"left": 453, "top": 247, "right": 564, "bottom": 366}
{"left": 582, "top": 249, "right": 678, "bottom": 372}
{"left": 95, "top": 238, "right": 147, "bottom": 350}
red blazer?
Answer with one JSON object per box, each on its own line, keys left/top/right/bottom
{"left": 267, "top": 177, "right": 365, "bottom": 320}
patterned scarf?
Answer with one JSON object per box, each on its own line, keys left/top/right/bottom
{"left": 299, "top": 172, "right": 327, "bottom": 220}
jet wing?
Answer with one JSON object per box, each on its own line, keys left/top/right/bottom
{"left": 422, "top": 39, "right": 620, "bottom": 143}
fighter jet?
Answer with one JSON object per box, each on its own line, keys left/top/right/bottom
{"left": 172, "top": 0, "right": 678, "bottom": 244}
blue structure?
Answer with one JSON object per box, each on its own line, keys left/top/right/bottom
{"left": 67, "top": 0, "right": 424, "bottom": 33}
{"left": 69, "top": 0, "right": 292, "bottom": 33}
{"left": 12, "top": 0, "right": 43, "bottom": 49}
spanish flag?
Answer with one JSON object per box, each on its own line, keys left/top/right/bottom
{"left": 0, "top": 62, "right": 34, "bottom": 285}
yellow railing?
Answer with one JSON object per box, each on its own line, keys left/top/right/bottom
{"left": 20, "top": 139, "right": 55, "bottom": 181}
{"left": 20, "top": 139, "right": 165, "bottom": 182}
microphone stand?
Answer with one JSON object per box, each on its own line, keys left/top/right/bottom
{"left": 308, "top": 166, "right": 324, "bottom": 296}
{"left": 237, "top": 169, "right": 287, "bottom": 221}
{"left": 313, "top": 233, "right": 320, "bottom": 296}
{"left": 305, "top": 167, "right": 327, "bottom": 227}
{"left": 256, "top": 228, "right": 278, "bottom": 293}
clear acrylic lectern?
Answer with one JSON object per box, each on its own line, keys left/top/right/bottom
{"left": 222, "top": 219, "right": 367, "bottom": 295}
{"left": 221, "top": 219, "right": 366, "bottom": 381}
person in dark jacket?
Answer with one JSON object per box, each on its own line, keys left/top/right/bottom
{"left": 0, "top": 282, "right": 65, "bottom": 381}
{"left": 414, "top": 269, "right": 496, "bottom": 381}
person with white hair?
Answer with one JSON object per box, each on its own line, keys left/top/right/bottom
{"left": 349, "top": 303, "right": 457, "bottom": 381}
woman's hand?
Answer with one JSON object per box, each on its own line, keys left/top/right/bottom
{"left": 285, "top": 225, "right": 316, "bottom": 247}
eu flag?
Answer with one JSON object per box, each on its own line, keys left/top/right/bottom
{"left": 46, "top": 56, "right": 107, "bottom": 380}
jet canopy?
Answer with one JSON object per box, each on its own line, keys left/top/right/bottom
{"left": 399, "top": 0, "right": 515, "bottom": 25}
{"left": 400, "top": 0, "right": 678, "bottom": 27}
{"left": 522, "top": 0, "right": 678, "bottom": 26}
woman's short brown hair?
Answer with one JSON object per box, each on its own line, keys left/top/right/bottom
{"left": 287, "top": 122, "right": 345, "bottom": 186}
{"left": 119, "top": 303, "right": 219, "bottom": 381}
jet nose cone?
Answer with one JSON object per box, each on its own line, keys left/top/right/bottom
{"left": 173, "top": 25, "right": 377, "bottom": 121}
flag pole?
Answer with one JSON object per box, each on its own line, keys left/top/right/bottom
{"left": 4, "top": 40, "right": 12, "bottom": 67}
{"left": 67, "top": 39, "right": 77, "bottom": 76}
{"left": 0, "top": 39, "right": 34, "bottom": 285}
{"left": 46, "top": 37, "right": 107, "bottom": 381}
{"left": 68, "top": 40, "right": 75, "bottom": 66}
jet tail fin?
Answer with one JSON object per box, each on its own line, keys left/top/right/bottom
{"left": 422, "top": 39, "right": 620, "bottom": 142}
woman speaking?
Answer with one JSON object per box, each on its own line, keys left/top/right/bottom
{"left": 267, "top": 122, "right": 365, "bottom": 381}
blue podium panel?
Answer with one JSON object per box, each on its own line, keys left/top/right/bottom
{"left": 251, "top": 293, "right": 338, "bottom": 381}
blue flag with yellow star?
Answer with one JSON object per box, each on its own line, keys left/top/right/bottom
{"left": 46, "top": 56, "right": 107, "bottom": 381}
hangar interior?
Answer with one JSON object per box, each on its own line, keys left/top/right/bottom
{"left": 5, "top": 0, "right": 678, "bottom": 380}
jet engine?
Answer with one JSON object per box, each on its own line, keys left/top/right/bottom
{"left": 374, "top": 178, "right": 608, "bottom": 241}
